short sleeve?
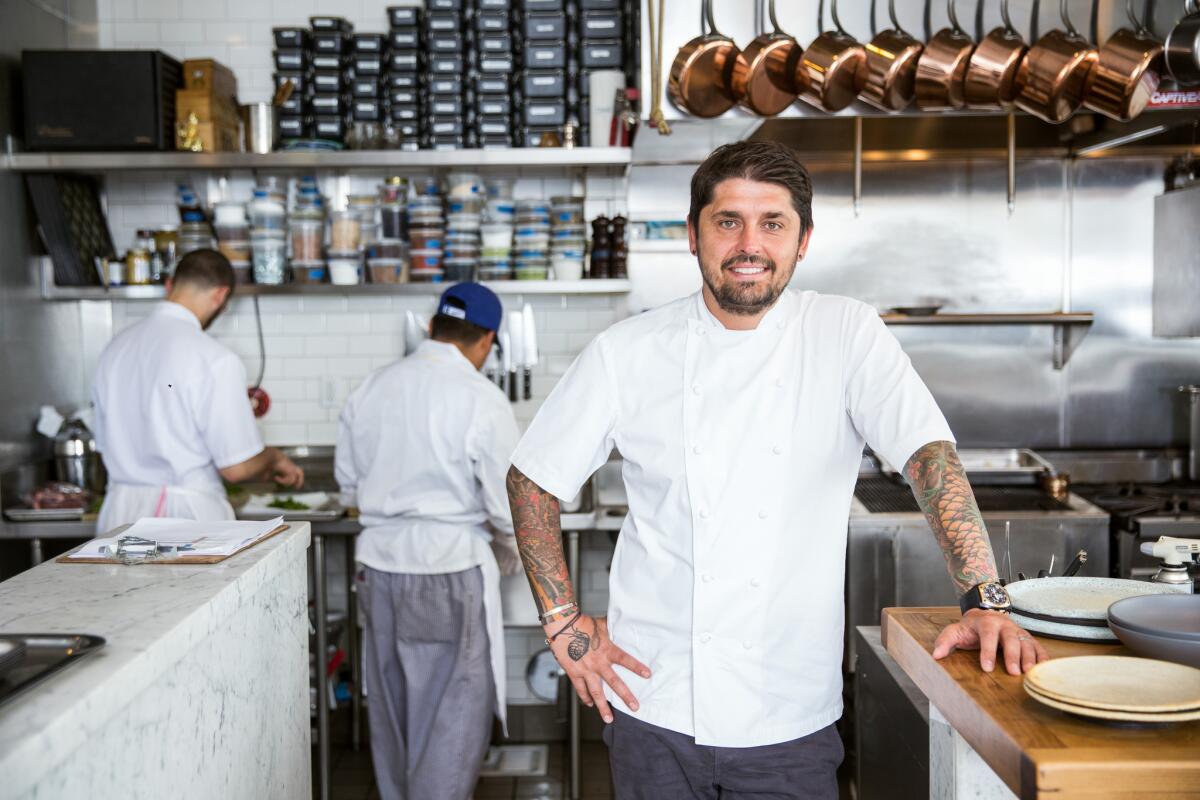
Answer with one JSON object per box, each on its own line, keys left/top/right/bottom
{"left": 843, "top": 305, "right": 954, "bottom": 471}
{"left": 198, "top": 352, "right": 265, "bottom": 470}
{"left": 510, "top": 334, "right": 618, "bottom": 502}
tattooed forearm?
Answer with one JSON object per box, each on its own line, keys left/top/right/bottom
{"left": 506, "top": 466, "right": 575, "bottom": 614}
{"left": 903, "top": 441, "right": 1000, "bottom": 595}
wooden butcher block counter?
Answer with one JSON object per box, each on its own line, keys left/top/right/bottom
{"left": 881, "top": 607, "right": 1200, "bottom": 800}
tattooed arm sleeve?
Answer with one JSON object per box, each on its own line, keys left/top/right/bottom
{"left": 506, "top": 465, "right": 574, "bottom": 614}
{"left": 903, "top": 440, "right": 1000, "bottom": 596}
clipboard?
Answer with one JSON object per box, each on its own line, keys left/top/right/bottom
{"left": 55, "top": 524, "right": 291, "bottom": 565}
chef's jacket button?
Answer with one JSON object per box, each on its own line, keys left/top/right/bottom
{"left": 701, "top": 633, "right": 712, "bottom": 644}
{"left": 758, "top": 510, "right": 769, "bottom": 519}
{"left": 750, "top": 578, "right": 761, "bottom": 587}
{"left": 701, "top": 573, "right": 714, "bottom": 583}
{"left": 692, "top": 444, "right": 703, "bottom": 455}
{"left": 743, "top": 641, "right": 754, "bottom": 650}
{"left": 699, "top": 509, "right": 710, "bottom": 520}
{"left": 772, "top": 444, "right": 783, "bottom": 455}
{"left": 692, "top": 384, "right": 702, "bottom": 395}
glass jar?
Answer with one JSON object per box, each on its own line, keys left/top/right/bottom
{"left": 251, "top": 232, "right": 287, "bottom": 285}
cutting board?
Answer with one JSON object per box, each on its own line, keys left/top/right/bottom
{"left": 881, "top": 607, "right": 1200, "bottom": 799}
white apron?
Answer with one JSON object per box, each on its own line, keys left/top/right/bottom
{"left": 97, "top": 482, "right": 235, "bottom": 534}
{"left": 469, "top": 532, "right": 507, "bottom": 732}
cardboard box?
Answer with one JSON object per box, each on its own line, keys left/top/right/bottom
{"left": 175, "top": 120, "right": 240, "bottom": 152}
{"left": 175, "top": 88, "right": 240, "bottom": 128}
{"left": 180, "top": 58, "right": 238, "bottom": 100}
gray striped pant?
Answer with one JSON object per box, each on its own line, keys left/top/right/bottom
{"left": 358, "top": 565, "right": 495, "bottom": 800}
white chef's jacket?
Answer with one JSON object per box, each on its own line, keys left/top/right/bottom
{"left": 510, "top": 289, "right": 954, "bottom": 747}
{"left": 92, "top": 302, "right": 263, "bottom": 532}
{"left": 335, "top": 338, "right": 521, "bottom": 724}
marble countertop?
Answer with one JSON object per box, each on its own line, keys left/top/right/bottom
{"left": 0, "top": 522, "right": 312, "bottom": 795}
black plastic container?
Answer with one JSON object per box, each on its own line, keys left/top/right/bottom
{"left": 274, "top": 70, "right": 310, "bottom": 92}
{"left": 523, "top": 0, "right": 564, "bottom": 10}
{"left": 278, "top": 115, "right": 308, "bottom": 139}
{"left": 524, "top": 98, "right": 566, "bottom": 125}
{"left": 429, "top": 96, "right": 464, "bottom": 115}
{"left": 387, "top": 6, "right": 421, "bottom": 27}
{"left": 354, "top": 55, "right": 384, "bottom": 76}
{"left": 524, "top": 12, "right": 567, "bottom": 40}
{"left": 311, "top": 94, "right": 350, "bottom": 115}
{"left": 390, "top": 104, "right": 420, "bottom": 121}
{"left": 389, "top": 28, "right": 420, "bottom": 49}
{"left": 474, "top": 74, "right": 510, "bottom": 94}
{"left": 428, "top": 34, "right": 460, "bottom": 52}
{"left": 390, "top": 51, "right": 421, "bottom": 72}
{"left": 389, "top": 88, "right": 419, "bottom": 104}
{"left": 311, "top": 71, "right": 347, "bottom": 93}
{"left": 580, "top": 39, "right": 622, "bottom": 68}
{"left": 475, "top": 12, "right": 511, "bottom": 33}
{"left": 428, "top": 0, "right": 463, "bottom": 8}
{"left": 526, "top": 40, "right": 566, "bottom": 69}
{"left": 354, "top": 33, "right": 387, "bottom": 52}
{"left": 429, "top": 75, "right": 464, "bottom": 94}
{"left": 477, "top": 115, "right": 513, "bottom": 134}
{"left": 352, "top": 99, "right": 383, "bottom": 121}
{"left": 273, "top": 49, "right": 308, "bottom": 71}
{"left": 312, "top": 31, "right": 349, "bottom": 54}
{"left": 478, "top": 53, "right": 515, "bottom": 73}
{"left": 429, "top": 115, "right": 466, "bottom": 135}
{"left": 580, "top": 10, "right": 622, "bottom": 38}
{"left": 314, "top": 115, "right": 349, "bottom": 139}
{"left": 480, "top": 33, "right": 514, "bottom": 52}
{"left": 310, "top": 15, "right": 352, "bottom": 32}
{"left": 385, "top": 73, "right": 420, "bottom": 89}
{"left": 352, "top": 77, "right": 382, "bottom": 97}
{"left": 273, "top": 27, "right": 310, "bottom": 48}
{"left": 311, "top": 53, "right": 345, "bottom": 71}
{"left": 278, "top": 93, "right": 305, "bottom": 114}
{"left": 523, "top": 69, "right": 566, "bottom": 96}
{"left": 477, "top": 95, "right": 512, "bottom": 115}
{"left": 425, "top": 12, "right": 463, "bottom": 33}
{"left": 430, "top": 53, "right": 465, "bottom": 74}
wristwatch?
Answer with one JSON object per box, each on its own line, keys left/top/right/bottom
{"left": 959, "top": 581, "right": 1012, "bottom": 615}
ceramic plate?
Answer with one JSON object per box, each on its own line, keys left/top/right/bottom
{"left": 1025, "top": 655, "right": 1200, "bottom": 713}
{"left": 1108, "top": 594, "right": 1200, "bottom": 642}
{"left": 1023, "top": 683, "right": 1200, "bottom": 723}
{"left": 1007, "top": 577, "right": 1186, "bottom": 621}
{"left": 1010, "top": 611, "right": 1118, "bottom": 642}
{"left": 238, "top": 492, "right": 344, "bottom": 521}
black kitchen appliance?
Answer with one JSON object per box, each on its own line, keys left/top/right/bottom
{"left": 25, "top": 174, "right": 116, "bottom": 286}
{"left": 22, "top": 50, "right": 182, "bottom": 151}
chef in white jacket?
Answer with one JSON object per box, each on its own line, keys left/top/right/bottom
{"left": 92, "top": 249, "right": 304, "bottom": 533}
{"left": 335, "top": 282, "right": 521, "bottom": 800}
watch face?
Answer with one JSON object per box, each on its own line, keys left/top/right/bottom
{"left": 980, "top": 582, "right": 1011, "bottom": 607}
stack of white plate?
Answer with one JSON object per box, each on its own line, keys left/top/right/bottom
{"left": 1024, "top": 655, "right": 1200, "bottom": 722}
{"left": 1006, "top": 577, "right": 1188, "bottom": 643}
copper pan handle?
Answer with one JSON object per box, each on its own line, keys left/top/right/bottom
{"left": 705, "top": 0, "right": 729, "bottom": 38}
{"left": 768, "top": 0, "right": 785, "bottom": 34}
{"left": 1000, "top": 0, "right": 1019, "bottom": 34}
{"left": 889, "top": 0, "right": 912, "bottom": 35}
{"left": 947, "top": 0, "right": 966, "bottom": 34}
{"left": 1059, "top": 0, "right": 1079, "bottom": 38}
{"left": 832, "top": 0, "right": 851, "bottom": 35}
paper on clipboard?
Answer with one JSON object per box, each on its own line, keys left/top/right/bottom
{"left": 67, "top": 516, "right": 285, "bottom": 560}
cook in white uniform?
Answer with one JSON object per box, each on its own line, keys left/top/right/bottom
{"left": 506, "top": 141, "right": 1045, "bottom": 798}
{"left": 92, "top": 249, "right": 304, "bottom": 533}
{"left": 335, "top": 282, "right": 521, "bottom": 800}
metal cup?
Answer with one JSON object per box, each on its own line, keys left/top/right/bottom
{"left": 243, "top": 102, "right": 277, "bottom": 154}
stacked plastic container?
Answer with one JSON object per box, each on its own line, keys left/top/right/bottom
{"left": 309, "top": 16, "right": 354, "bottom": 145}
{"left": 513, "top": 199, "right": 551, "bottom": 279}
{"left": 368, "top": 176, "right": 410, "bottom": 283}
{"left": 474, "top": 0, "right": 517, "bottom": 148}
{"left": 550, "top": 195, "right": 585, "bottom": 280}
{"left": 288, "top": 176, "right": 327, "bottom": 283}
{"left": 348, "top": 32, "right": 387, "bottom": 148}
{"left": 444, "top": 171, "right": 483, "bottom": 282}
{"left": 409, "top": 178, "right": 446, "bottom": 282}
{"left": 272, "top": 26, "right": 312, "bottom": 141}
{"left": 422, "top": 4, "right": 468, "bottom": 149}
{"left": 519, "top": 1, "right": 569, "bottom": 147}
{"left": 249, "top": 186, "right": 288, "bottom": 285}
{"left": 213, "top": 202, "right": 251, "bottom": 284}
{"left": 386, "top": 6, "right": 423, "bottom": 151}
{"left": 576, "top": 0, "right": 626, "bottom": 146}
{"left": 479, "top": 178, "right": 515, "bottom": 280}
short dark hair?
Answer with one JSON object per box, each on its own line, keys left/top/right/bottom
{"left": 688, "top": 141, "right": 814, "bottom": 235}
{"left": 430, "top": 298, "right": 492, "bottom": 346}
{"left": 172, "top": 248, "right": 235, "bottom": 293}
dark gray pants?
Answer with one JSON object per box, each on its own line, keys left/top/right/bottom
{"left": 602, "top": 710, "right": 844, "bottom": 799}
{"left": 358, "top": 566, "right": 494, "bottom": 800}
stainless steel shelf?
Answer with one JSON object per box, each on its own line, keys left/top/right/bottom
{"left": 3, "top": 147, "right": 632, "bottom": 173}
{"left": 41, "top": 278, "right": 632, "bottom": 300}
{"left": 882, "top": 312, "right": 1094, "bottom": 369}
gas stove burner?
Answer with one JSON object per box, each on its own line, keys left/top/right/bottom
{"left": 1087, "top": 483, "right": 1200, "bottom": 518}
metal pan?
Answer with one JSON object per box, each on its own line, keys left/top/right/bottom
{"left": 731, "top": 0, "right": 804, "bottom": 115}
{"left": 860, "top": 0, "right": 926, "bottom": 111}
{"left": 1014, "top": 0, "right": 1097, "bottom": 123}
{"left": 1166, "top": 0, "right": 1200, "bottom": 84}
{"left": 797, "top": 0, "right": 868, "bottom": 111}
{"left": 1082, "top": 0, "right": 1163, "bottom": 120}
{"left": 963, "top": 0, "right": 1030, "bottom": 109}
{"left": 916, "top": 0, "right": 977, "bottom": 109}
{"left": 668, "top": 0, "right": 742, "bottom": 118}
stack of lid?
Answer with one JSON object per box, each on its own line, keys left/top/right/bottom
{"left": 479, "top": 178, "right": 515, "bottom": 281}
{"left": 1006, "top": 576, "right": 1186, "bottom": 643}
{"left": 549, "top": 196, "right": 586, "bottom": 280}
{"left": 409, "top": 177, "right": 445, "bottom": 282}
{"left": 386, "top": 6, "right": 423, "bottom": 150}
{"left": 513, "top": 199, "right": 551, "bottom": 280}
{"left": 444, "top": 171, "right": 483, "bottom": 282}
{"left": 1023, "top": 655, "right": 1200, "bottom": 723}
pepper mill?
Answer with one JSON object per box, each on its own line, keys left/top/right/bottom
{"left": 590, "top": 215, "right": 611, "bottom": 279}
{"left": 609, "top": 215, "right": 627, "bottom": 279}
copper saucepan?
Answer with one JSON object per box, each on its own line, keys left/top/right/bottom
{"left": 732, "top": 0, "right": 805, "bottom": 115}
{"left": 860, "top": 0, "right": 926, "bottom": 111}
{"left": 1014, "top": 0, "right": 1098, "bottom": 123}
{"left": 915, "top": 0, "right": 977, "bottom": 109}
{"left": 1081, "top": 0, "right": 1163, "bottom": 121}
{"left": 668, "top": 0, "right": 742, "bottom": 118}
{"left": 797, "top": 0, "right": 868, "bottom": 111}
{"left": 962, "top": 0, "right": 1030, "bottom": 109}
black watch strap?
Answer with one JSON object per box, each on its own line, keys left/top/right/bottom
{"left": 959, "top": 581, "right": 1012, "bottom": 615}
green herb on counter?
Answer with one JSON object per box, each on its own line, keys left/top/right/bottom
{"left": 268, "top": 497, "right": 310, "bottom": 511}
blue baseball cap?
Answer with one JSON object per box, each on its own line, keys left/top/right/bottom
{"left": 436, "top": 282, "right": 503, "bottom": 332}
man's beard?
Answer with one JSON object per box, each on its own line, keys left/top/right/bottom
{"left": 699, "top": 250, "right": 796, "bottom": 317}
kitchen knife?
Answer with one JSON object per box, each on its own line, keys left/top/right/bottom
{"left": 484, "top": 343, "right": 501, "bottom": 386}
{"left": 522, "top": 302, "right": 538, "bottom": 401}
{"left": 507, "top": 309, "right": 523, "bottom": 403}
{"left": 499, "top": 326, "right": 513, "bottom": 402}
{"left": 403, "top": 311, "right": 426, "bottom": 356}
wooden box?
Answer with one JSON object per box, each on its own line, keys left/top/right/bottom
{"left": 175, "top": 88, "right": 240, "bottom": 127}
{"left": 180, "top": 58, "right": 238, "bottom": 100}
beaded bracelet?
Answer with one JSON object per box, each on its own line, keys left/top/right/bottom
{"left": 544, "top": 610, "right": 583, "bottom": 647}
